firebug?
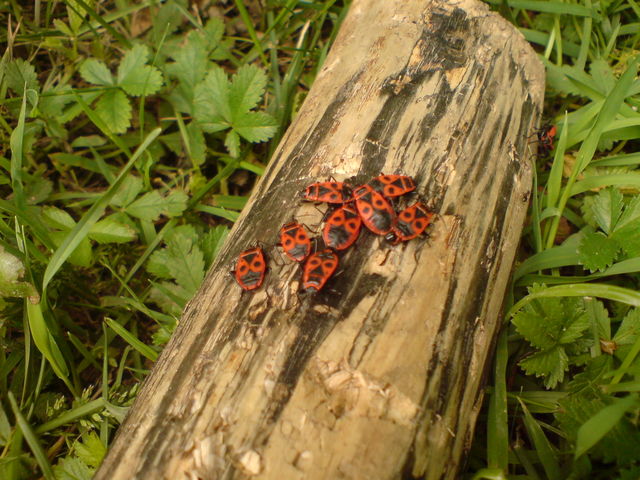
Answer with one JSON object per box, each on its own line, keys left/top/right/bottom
{"left": 536, "top": 124, "right": 557, "bottom": 156}
{"left": 368, "top": 174, "right": 416, "bottom": 198}
{"left": 352, "top": 184, "right": 397, "bottom": 235}
{"left": 386, "top": 202, "right": 434, "bottom": 244}
{"left": 233, "top": 246, "right": 267, "bottom": 291}
{"left": 301, "top": 181, "right": 352, "bottom": 204}
{"left": 302, "top": 249, "right": 339, "bottom": 292}
{"left": 323, "top": 204, "right": 362, "bottom": 250}
{"left": 279, "top": 221, "right": 312, "bottom": 262}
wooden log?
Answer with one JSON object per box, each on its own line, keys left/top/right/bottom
{"left": 95, "top": 0, "right": 544, "bottom": 478}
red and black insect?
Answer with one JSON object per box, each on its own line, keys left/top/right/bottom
{"left": 278, "top": 221, "right": 312, "bottom": 262}
{"left": 323, "top": 204, "right": 362, "bottom": 250}
{"left": 352, "top": 184, "right": 397, "bottom": 235}
{"left": 302, "top": 249, "right": 339, "bottom": 292}
{"left": 536, "top": 124, "right": 557, "bottom": 156}
{"left": 301, "top": 181, "right": 353, "bottom": 204}
{"left": 386, "top": 202, "right": 434, "bottom": 244}
{"left": 233, "top": 246, "right": 267, "bottom": 291}
{"left": 368, "top": 174, "right": 416, "bottom": 198}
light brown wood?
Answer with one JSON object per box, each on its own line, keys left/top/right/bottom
{"left": 95, "top": 0, "right": 544, "bottom": 478}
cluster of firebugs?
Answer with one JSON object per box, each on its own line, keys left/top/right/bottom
{"left": 231, "top": 123, "right": 558, "bottom": 292}
{"left": 231, "top": 174, "right": 435, "bottom": 293}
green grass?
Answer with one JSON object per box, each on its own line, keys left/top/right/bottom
{"left": 1, "top": 1, "right": 640, "bottom": 479}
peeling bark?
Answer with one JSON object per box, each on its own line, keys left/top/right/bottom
{"left": 95, "top": 0, "right": 544, "bottom": 478}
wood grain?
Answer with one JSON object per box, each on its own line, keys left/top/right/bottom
{"left": 95, "top": 0, "right": 544, "bottom": 478}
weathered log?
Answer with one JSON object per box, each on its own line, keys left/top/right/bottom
{"left": 95, "top": 0, "right": 544, "bottom": 478}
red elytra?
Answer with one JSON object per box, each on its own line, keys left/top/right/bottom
{"left": 323, "top": 204, "right": 362, "bottom": 251}
{"left": 279, "top": 221, "right": 312, "bottom": 262}
{"left": 233, "top": 246, "right": 267, "bottom": 291}
{"left": 302, "top": 249, "right": 338, "bottom": 292}
{"left": 368, "top": 174, "right": 416, "bottom": 198}
{"left": 386, "top": 202, "right": 434, "bottom": 244}
{"left": 301, "top": 181, "right": 353, "bottom": 204}
{"left": 352, "top": 184, "right": 397, "bottom": 235}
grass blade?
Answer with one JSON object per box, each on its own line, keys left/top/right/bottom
{"left": 7, "top": 392, "right": 55, "bottom": 480}
{"left": 574, "top": 394, "right": 638, "bottom": 458}
{"left": 25, "top": 301, "right": 74, "bottom": 394}
{"left": 544, "top": 113, "right": 569, "bottom": 215}
{"left": 233, "top": 0, "right": 269, "bottom": 67}
{"left": 518, "top": 398, "right": 561, "bottom": 480}
{"left": 105, "top": 318, "right": 158, "bottom": 362}
{"left": 42, "top": 127, "right": 161, "bottom": 293}
{"left": 546, "top": 56, "right": 639, "bottom": 245}
{"left": 35, "top": 398, "right": 106, "bottom": 434}
{"left": 487, "top": 328, "right": 509, "bottom": 471}
{"left": 513, "top": 237, "right": 581, "bottom": 280}
{"left": 9, "top": 87, "right": 27, "bottom": 209}
{"left": 509, "top": 283, "right": 640, "bottom": 319}
{"left": 610, "top": 333, "right": 640, "bottom": 385}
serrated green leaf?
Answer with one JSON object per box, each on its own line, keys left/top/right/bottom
{"left": 186, "top": 122, "right": 206, "bottom": 165}
{"left": 589, "top": 58, "right": 616, "bottom": 94}
{"left": 201, "top": 226, "right": 229, "bottom": 267}
{"left": 225, "top": 130, "right": 240, "bottom": 157}
{"left": 612, "top": 218, "right": 640, "bottom": 257}
{"left": 193, "top": 65, "right": 232, "bottom": 123}
{"left": 146, "top": 225, "right": 205, "bottom": 293}
{"left": 66, "top": 0, "right": 93, "bottom": 33}
{"left": 616, "top": 195, "right": 640, "bottom": 231}
{"left": 24, "top": 176, "right": 52, "bottom": 206}
{"left": 42, "top": 206, "right": 76, "bottom": 230}
{"left": 575, "top": 394, "right": 639, "bottom": 458}
{"left": 117, "top": 44, "right": 148, "bottom": 84}
{"left": 589, "top": 187, "right": 624, "bottom": 234}
{"left": 125, "top": 190, "right": 186, "bottom": 221}
{"left": 229, "top": 64, "right": 267, "bottom": 115}
{"left": 116, "top": 44, "right": 163, "bottom": 96}
{"left": 202, "top": 17, "right": 225, "bottom": 51}
{"left": 149, "top": 280, "right": 187, "bottom": 317}
{"left": 39, "top": 84, "right": 75, "bottom": 119}
{"left": 559, "top": 310, "right": 591, "bottom": 344}
{"left": 520, "top": 347, "right": 569, "bottom": 389}
{"left": 166, "top": 34, "right": 208, "bottom": 102}
{"left": 54, "top": 456, "right": 94, "bottom": 480}
{"left": 110, "top": 175, "right": 143, "bottom": 207}
{"left": 89, "top": 217, "right": 137, "bottom": 244}
{"left": 584, "top": 297, "right": 611, "bottom": 343}
{"left": 146, "top": 250, "right": 172, "bottom": 279}
{"left": 614, "top": 309, "right": 640, "bottom": 346}
{"left": 53, "top": 18, "right": 74, "bottom": 37}
{"left": 125, "top": 190, "right": 164, "bottom": 221}
{"left": 578, "top": 229, "right": 620, "bottom": 272}
{"left": 6, "top": 59, "right": 39, "bottom": 95}
{"left": 164, "top": 191, "right": 188, "bottom": 217}
{"left": 51, "top": 231, "right": 92, "bottom": 267}
{"left": 74, "top": 432, "right": 106, "bottom": 469}
{"left": 120, "top": 66, "right": 163, "bottom": 97}
{"left": 95, "top": 88, "right": 131, "bottom": 134}
{"left": 233, "top": 111, "right": 278, "bottom": 143}
{"left": 513, "top": 294, "right": 587, "bottom": 350}
{"left": 79, "top": 58, "right": 113, "bottom": 86}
